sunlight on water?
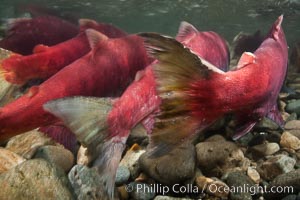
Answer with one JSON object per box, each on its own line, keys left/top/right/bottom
{"left": 0, "top": 0, "right": 300, "bottom": 46}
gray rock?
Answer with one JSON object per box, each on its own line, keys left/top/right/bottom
{"left": 154, "top": 196, "right": 193, "bottom": 200}
{"left": 281, "top": 195, "right": 297, "bottom": 200}
{"left": 0, "top": 148, "right": 25, "bottom": 174}
{"left": 257, "top": 154, "right": 296, "bottom": 181}
{"left": 127, "top": 124, "right": 149, "bottom": 146}
{"left": 286, "top": 100, "right": 300, "bottom": 115}
{"left": 0, "top": 159, "right": 74, "bottom": 200}
{"left": 120, "top": 144, "right": 145, "bottom": 179}
{"left": 255, "top": 117, "right": 280, "bottom": 131}
{"left": 127, "top": 182, "right": 156, "bottom": 200}
{"left": 69, "top": 164, "right": 116, "bottom": 200}
{"left": 115, "top": 166, "right": 130, "bottom": 186}
{"left": 196, "top": 140, "right": 249, "bottom": 176}
{"left": 6, "top": 129, "right": 58, "bottom": 159}
{"left": 225, "top": 171, "right": 256, "bottom": 200}
{"left": 205, "top": 134, "right": 226, "bottom": 142}
{"left": 34, "top": 145, "right": 74, "bottom": 172}
{"left": 285, "top": 120, "right": 300, "bottom": 139}
{"left": 280, "top": 132, "right": 300, "bottom": 150}
{"left": 139, "top": 142, "right": 196, "bottom": 185}
{"left": 251, "top": 142, "right": 280, "bottom": 157}
{"left": 195, "top": 176, "right": 229, "bottom": 198}
{"left": 264, "top": 169, "right": 300, "bottom": 199}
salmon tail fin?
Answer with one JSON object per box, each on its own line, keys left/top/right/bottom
{"left": 43, "top": 96, "right": 125, "bottom": 199}
{"left": 0, "top": 48, "right": 20, "bottom": 106}
{"left": 138, "top": 33, "right": 222, "bottom": 157}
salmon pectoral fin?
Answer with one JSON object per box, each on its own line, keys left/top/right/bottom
{"left": 232, "top": 120, "right": 257, "bottom": 140}
{"left": 266, "top": 104, "right": 284, "bottom": 128}
{"left": 43, "top": 96, "right": 123, "bottom": 199}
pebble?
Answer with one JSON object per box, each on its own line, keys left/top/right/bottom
{"left": 251, "top": 142, "right": 280, "bottom": 157}
{"left": 257, "top": 154, "right": 296, "bottom": 181}
{"left": 77, "top": 145, "right": 92, "bottom": 165}
{"left": 0, "top": 159, "right": 74, "bottom": 200}
{"left": 264, "top": 169, "right": 300, "bottom": 199}
{"left": 154, "top": 196, "right": 193, "bottom": 200}
{"left": 286, "top": 100, "right": 300, "bottom": 115}
{"left": 281, "top": 195, "right": 298, "bottom": 200}
{"left": 254, "top": 117, "right": 280, "bottom": 131}
{"left": 120, "top": 144, "right": 145, "bottom": 179}
{"left": 139, "top": 142, "right": 196, "bottom": 185}
{"left": 196, "top": 140, "right": 249, "bottom": 176}
{"left": 33, "top": 145, "right": 74, "bottom": 172}
{"left": 5, "top": 129, "right": 58, "bottom": 159}
{"left": 115, "top": 166, "right": 131, "bottom": 186}
{"left": 225, "top": 171, "right": 256, "bottom": 200}
{"left": 117, "top": 185, "right": 129, "bottom": 200}
{"left": 0, "top": 148, "right": 25, "bottom": 174}
{"left": 68, "top": 164, "right": 112, "bottom": 200}
{"left": 127, "top": 182, "right": 156, "bottom": 200}
{"left": 280, "top": 132, "right": 300, "bottom": 150}
{"left": 247, "top": 167, "right": 261, "bottom": 183}
{"left": 127, "top": 124, "right": 149, "bottom": 146}
{"left": 285, "top": 120, "right": 300, "bottom": 139}
{"left": 195, "top": 176, "right": 229, "bottom": 198}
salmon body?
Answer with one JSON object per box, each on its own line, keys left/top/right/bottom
{"left": 44, "top": 21, "right": 230, "bottom": 199}
{"left": 0, "top": 16, "right": 79, "bottom": 55}
{"left": 0, "top": 19, "right": 127, "bottom": 84}
{"left": 0, "top": 31, "right": 151, "bottom": 141}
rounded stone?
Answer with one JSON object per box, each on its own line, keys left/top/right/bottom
{"left": 0, "top": 159, "right": 74, "bottom": 200}
{"left": 115, "top": 166, "right": 130, "bottom": 186}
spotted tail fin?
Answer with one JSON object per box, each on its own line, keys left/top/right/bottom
{"left": 139, "top": 33, "right": 223, "bottom": 157}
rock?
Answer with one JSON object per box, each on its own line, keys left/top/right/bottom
{"left": 195, "top": 176, "right": 229, "bottom": 198}
{"left": 77, "top": 145, "right": 92, "bottom": 165}
{"left": 0, "top": 159, "right": 74, "bottom": 200}
{"left": 127, "top": 124, "right": 149, "bottom": 146}
{"left": 69, "top": 164, "right": 114, "bottom": 200}
{"left": 139, "top": 142, "right": 196, "bottom": 185}
{"left": 280, "top": 132, "right": 300, "bottom": 150}
{"left": 154, "top": 196, "right": 193, "bottom": 200}
{"left": 257, "top": 154, "right": 296, "bottom": 181}
{"left": 33, "top": 145, "right": 74, "bottom": 172}
{"left": 255, "top": 117, "right": 280, "bottom": 131}
{"left": 264, "top": 169, "right": 300, "bottom": 199}
{"left": 281, "top": 195, "right": 297, "bottom": 200}
{"left": 117, "top": 185, "right": 129, "bottom": 200}
{"left": 205, "top": 134, "right": 226, "bottom": 142}
{"left": 6, "top": 129, "right": 58, "bottom": 159}
{"left": 127, "top": 182, "right": 156, "bottom": 200}
{"left": 285, "top": 120, "right": 300, "bottom": 139}
{"left": 196, "top": 140, "right": 249, "bottom": 176}
{"left": 120, "top": 144, "right": 145, "bottom": 179}
{"left": 286, "top": 100, "right": 300, "bottom": 115}
{"left": 266, "top": 132, "right": 282, "bottom": 143}
{"left": 225, "top": 171, "right": 256, "bottom": 200}
{"left": 0, "top": 148, "right": 25, "bottom": 174}
{"left": 115, "top": 166, "right": 130, "bottom": 186}
{"left": 251, "top": 142, "right": 280, "bottom": 157}
{"left": 247, "top": 167, "right": 260, "bottom": 183}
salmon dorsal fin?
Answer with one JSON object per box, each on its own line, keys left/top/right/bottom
{"left": 176, "top": 21, "right": 198, "bottom": 42}
{"left": 32, "top": 44, "right": 49, "bottom": 54}
{"left": 85, "top": 29, "right": 108, "bottom": 50}
{"left": 236, "top": 52, "right": 256, "bottom": 69}
{"left": 78, "top": 18, "right": 98, "bottom": 28}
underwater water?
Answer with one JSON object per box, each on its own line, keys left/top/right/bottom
{"left": 0, "top": 0, "right": 300, "bottom": 47}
